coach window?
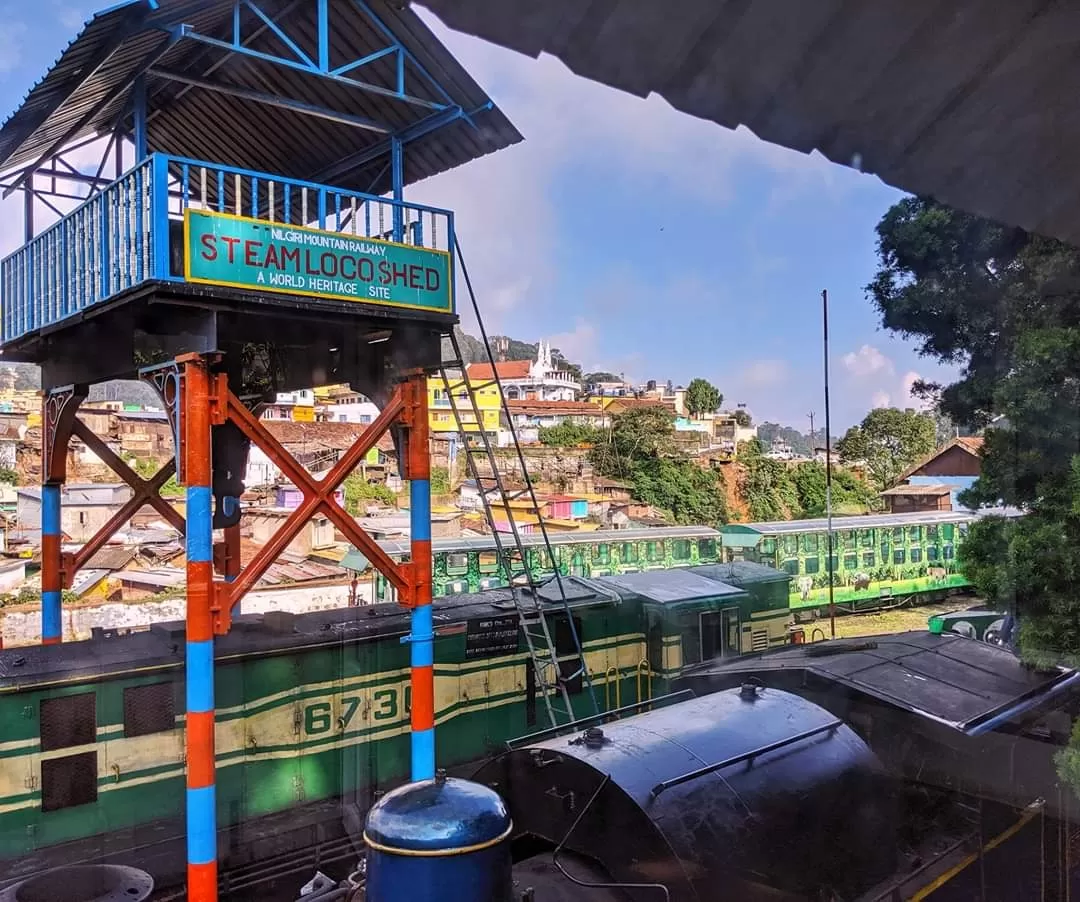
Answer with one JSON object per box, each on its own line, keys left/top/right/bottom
{"left": 880, "top": 543, "right": 890, "bottom": 563}
{"left": 446, "top": 552, "right": 469, "bottom": 575}
{"left": 478, "top": 552, "right": 498, "bottom": 574}
{"left": 844, "top": 554, "right": 858, "bottom": 570}
{"left": 909, "top": 526, "right": 922, "bottom": 542}
{"left": 699, "top": 538, "right": 718, "bottom": 558}
{"left": 646, "top": 541, "right": 662, "bottom": 563}
{"left": 892, "top": 527, "right": 905, "bottom": 543}
{"left": 843, "top": 531, "right": 857, "bottom": 551}
{"left": 672, "top": 540, "right": 690, "bottom": 561}
{"left": 782, "top": 535, "right": 798, "bottom": 556}
{"left": 804, "top": 557, "right": 819, "bottom": 575}
{"left": 623, "top": 542, "right": 639, "bottom": 564}
{"left": 942, "top": 524, "right": 955, "bottom": 541}
{"left": 910, "top": 548, "right": 923, "bottom": 564}
{"left": 862, "top": 552, "right": 875, "bottom": 568}
{"left": 781, "top": 559, "right": 799, "bottom": 576}
{"left": 801, "top": 534, "right": 819, "bottom": 554}
{"left": 927, "top": 546, "right": 940, "bottom": 562}
{"left": 860, "top": 529, "right": 875, "bottom": 547}
{"left": 894, "top": 549, "right": 906, "bottom": 565}
{"left": 927, "top": 524, "right": 939, "bottom": 541}
{"left": 593, "top": 543, "right": 610, "bottom": 565}
{"left": 943, "top": 545, "right": 955, "bottom": 560}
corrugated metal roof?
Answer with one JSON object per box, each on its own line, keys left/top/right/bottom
{"left": 0, "top": 0, "right": 522, "bottom": 194}
{"left": 415, "top": 0, "right": 1080, "bottom": 247}
{"left": 723, "top": 507, "right": 1023, "bottom": 537}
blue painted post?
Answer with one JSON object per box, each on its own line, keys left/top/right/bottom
{"left": 133, "top": 75, "right": 148, "bottom": 161}
{"left": 151, "top": 155, "right": 170, "bottom": 279}
{"left": 391, "top": 137, "right": 404, "bottom": 242}
{"left": 317, "top": 0, "right": 329, "bottom": 72}
{"left": 41, "top": 484, "right": 62, "bottom": 645}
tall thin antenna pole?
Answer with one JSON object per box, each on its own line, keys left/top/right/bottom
{"left": 823, "top": 289, "right": 836, "bottom": 639}
{"left": 808, "top": 411, "right": 816, "bottom": 446}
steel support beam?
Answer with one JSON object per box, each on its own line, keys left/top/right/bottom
{"left": 148, "top": 67, "right": 389, "bottom": 133}
{"left": 175, "top": 27, "right": 445, "bottom": 112}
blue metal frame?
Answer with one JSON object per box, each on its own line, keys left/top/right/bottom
{"left": 169, "top": 0, "right": 464, "bottom": 115}
{"left": 0, "top": 152, "right": 456, "bottom": 345}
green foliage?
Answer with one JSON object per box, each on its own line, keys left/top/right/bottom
{"left": 789, "top": 462, "right": 877, "bottom": 517}
{"left": 590, "top": 407, "right": 727, "bottom": 526}
{"left": 584, "top": 371, "right": 620, "bottom": 384}
{"left": 0, "top": 466, "right": 17, "bottom": 485}
{"left": 685, "top": 378, "right": 722, "bottom": 417}
{"left": 591, "top": 407, "right": 677, "bottom": 479}
{"left": 756, "top": 422, "right": 812, "bottom": 456}
{"left": 835, "top": 407, "right": 936, "bottom": 492}
{"left": 430, "top": 466, "right": 451, "bottom": 495}
{"left": 867, "top": 194, "right": 1080, "bottom": 795}
{"left": 742, "top": 456, "right": 797, "bottom": 521}
{"left": 630, "top": 457, "right": 729, "bottom": 526}
{"left": 538, "top": 422, "right": 605, "bottom": 448}
{"left": 343, "top": 473, "right": 396, "bottom": 514}
{"left": 733, "top": 409, "right": 752, "bottom": 428}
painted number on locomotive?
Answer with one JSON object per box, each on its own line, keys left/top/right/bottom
{"left": 303, "top": 687, "right": 411, "bottom": 735}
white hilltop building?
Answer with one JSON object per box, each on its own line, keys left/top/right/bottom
{"left": 466, "top": 339, "right": 580, "bottom": 402}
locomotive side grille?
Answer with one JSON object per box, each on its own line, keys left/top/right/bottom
{"left": 752, "top": 630, "right": 769, "bottom": 651}
{"left": 39, "top": 692, "right": 96, "bottom": 751}
{"left": 41, "top": 752, "right": 98, "bottom": 812}
{"left": 123, "top": 682, "right": 176, "bottom": 737}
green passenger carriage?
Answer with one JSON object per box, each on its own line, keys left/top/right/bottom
{"left": 359, "top": 526, "right": 723, "bottom": 603}
{"left": 0, "top": 564, "right": 789, "bottom": 882}
{"left": 720, "top": 510, "right": 1002, "bottom": 614}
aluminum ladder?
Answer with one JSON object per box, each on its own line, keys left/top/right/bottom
{"left": 436, "top": 241, "right": 599, "bottom": 729}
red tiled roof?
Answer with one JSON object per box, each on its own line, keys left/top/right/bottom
{"left": 507, "top": 399, "right": 599, "bottom": 414}
{"left": 466, "top": 360, "right": 531, "bottom": 381}
{"left": 956, "top": 436, "right": 985, "bottom": 454}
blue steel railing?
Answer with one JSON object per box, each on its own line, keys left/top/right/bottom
{"left": 0, "top": 153, "right": 455, "bottom": 344}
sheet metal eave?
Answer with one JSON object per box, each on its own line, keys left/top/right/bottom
{"left": 0, "top": 0, "right": 523, "bottom": 189}
{"left": 414, "top": 0, "right": 1080, "bottom": 248}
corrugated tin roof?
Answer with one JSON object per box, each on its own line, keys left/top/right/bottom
{"left": 415, "top": 0, "right": 1080, "bottom": 247}
{"left": 0, "top": 0, "right": 522, "bottom": 195}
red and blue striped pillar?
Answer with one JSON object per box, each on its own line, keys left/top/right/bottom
{"left": 182, "top": 355, "right": 218, "bottom": 902}
{"left": 405, "top": 373, "right": 434, "bottom": 781}
{"left": 41, "top": 483, "right": 62, "bottom": 645}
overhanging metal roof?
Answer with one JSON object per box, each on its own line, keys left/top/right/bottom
{"left": 414, "top": 0, "right": 1080, "bottom": 247}
{"left": 0, "top": 0, "right": 522, "bottom": 194}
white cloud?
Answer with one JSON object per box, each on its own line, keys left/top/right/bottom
{"left": 741, "top": 359, "right": 789, "bottom": 387}
{"left": 841, "top": 344, "right": 893, "bottom": 378}
{"left": 871, "top": 390, "right": 891, "bottom": 408}
{"left": 547, "top": 318, "right": 596, "bottom": 365}
{"left": 406, "top": 8, "right": 852, "bottom": 331}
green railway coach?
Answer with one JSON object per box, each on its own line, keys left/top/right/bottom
{"left": 0, "top": 564, "right": 789, "bottom": 886}
{"left": 352, "top": 526, "right": 723, "bottom": 603}
{"left": 720, "top": 509, "right": 1019, "bottom": 614}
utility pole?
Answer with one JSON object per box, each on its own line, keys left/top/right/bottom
{"left": 822, "top": 290, "right": 836, "bottom": 640}
{"left": 808, "top": 411, "right": 816, "bottom": 445}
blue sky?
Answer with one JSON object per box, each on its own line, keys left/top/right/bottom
{"left": 0, "top": 2, "right": 959, "bottom": 431}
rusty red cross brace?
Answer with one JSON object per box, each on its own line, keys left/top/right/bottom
{"left": 208, "top": 376, "right": 421, "bottom": 634}
{"left": 62, "top": 420, "right": 186, "bottom": 588}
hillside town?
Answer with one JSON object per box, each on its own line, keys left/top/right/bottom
{"left": 0, "top": 335, "right": 987, "bottom": 648}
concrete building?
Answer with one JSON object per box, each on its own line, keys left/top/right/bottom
{"left": 429, "top": 371, "right": 501, "bottom": 435}
{"left": 16, "top": 483, "right": 134, "bottom": 543}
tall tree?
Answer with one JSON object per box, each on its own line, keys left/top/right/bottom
{"left": 834, "top": 407, "right": 936, "bottom": 492}
{"left": 866, "top": 195, "right": 1080, "bottom": 789}
{"left": 685, "top": 378, "right": 722, "bottom": 417}
{"left": 733, "top": 409, "right": 752, "bottom": 427}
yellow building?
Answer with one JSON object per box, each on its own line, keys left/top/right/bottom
{"left": 427, "top": 375, "right": 501, "bottom": 434}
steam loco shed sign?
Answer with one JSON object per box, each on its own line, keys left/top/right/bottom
{"left": 184, "top": 208, "right": 452, "bottom": 313}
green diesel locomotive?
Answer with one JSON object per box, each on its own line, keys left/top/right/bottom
{"left": 0, "top": 563, "right": 791, "bottom": 888}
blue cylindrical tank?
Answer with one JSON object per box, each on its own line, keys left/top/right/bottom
{"left": 363, "top": 771, "right": 513, "bottom": 902}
